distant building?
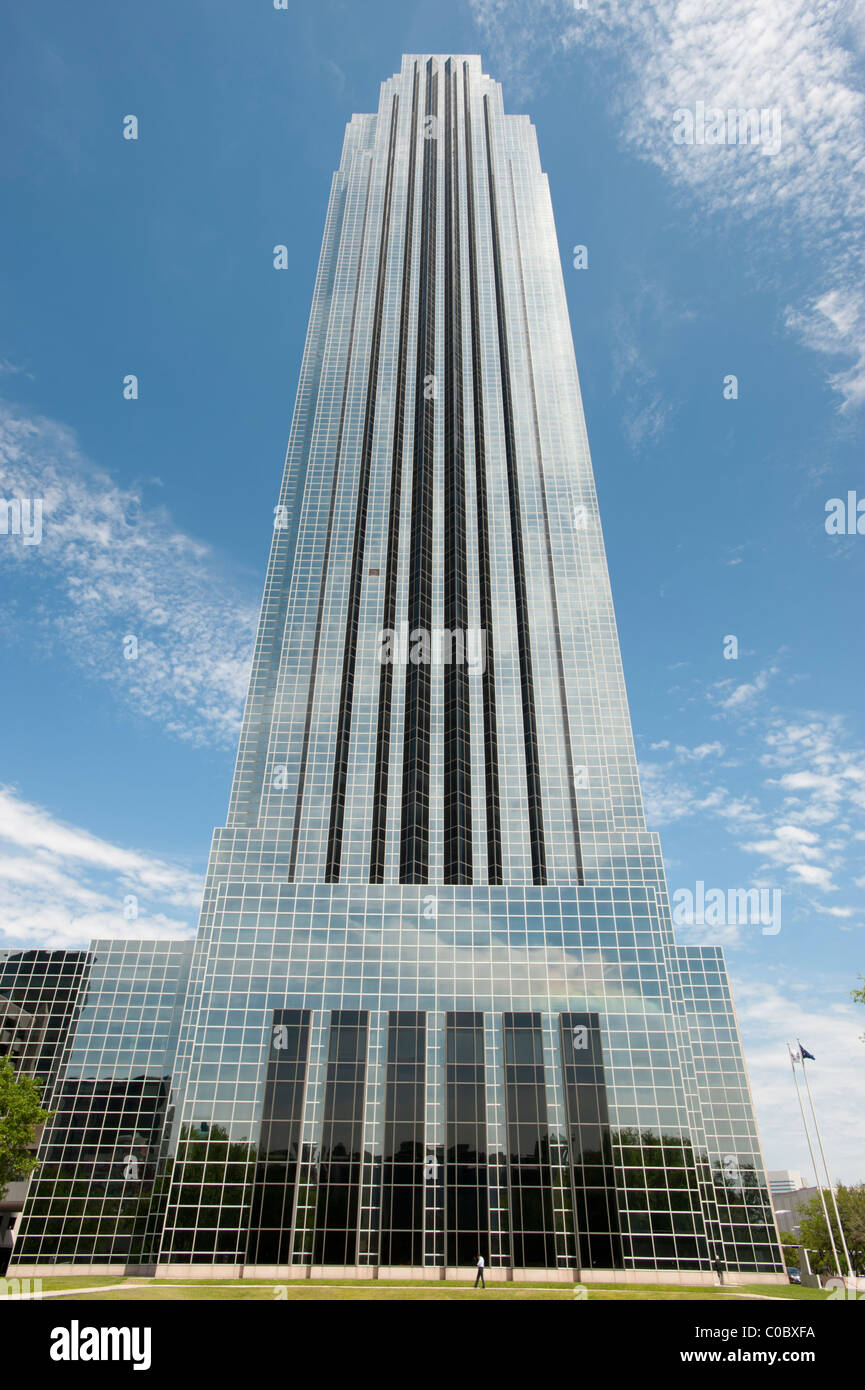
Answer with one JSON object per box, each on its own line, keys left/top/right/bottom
{"left": 771, "top": 1184, "right": 821, "bottom": 1236}
{"left": 769, "top": 1170, "right": 807, "bottom": 1195}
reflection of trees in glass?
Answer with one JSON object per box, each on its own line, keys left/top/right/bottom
{"left": 292, "top": 1141, "right": 321, "bottom": 1256}
{"left": 612, "top": 1127, "right": 703, "bottom": 1188}
{"left": 710, "top": 1155, "right": 771, "bottom": 1209}
{"left": 21, "top": 1160, "right": 158, "bottom": 1264}
{"left": 612, "top": 1130, "right": 706, "bottom": 1248}
{"left": 156, "top": 1125, "right": 256, "bottom": 1256}
{"left": 15, "top": 1077, "right": 171, "bottom": 1263}
{"left": 18, "top": 1120, "right": 257, "bottom": 1264}
{"left": 608, "top": 1129, "right": 771, "bottom": 1212}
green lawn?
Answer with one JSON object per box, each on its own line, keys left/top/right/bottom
{"left": 20, "top": 1276, "right": 831, "bottom": 1302}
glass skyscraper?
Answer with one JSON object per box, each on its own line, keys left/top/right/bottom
{"left": 10, "top": 55, "right": 784, "bottom": 1282}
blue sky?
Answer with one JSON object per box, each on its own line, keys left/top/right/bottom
{"left": 0, "top": 0, "right": 862, "bottom": 1179}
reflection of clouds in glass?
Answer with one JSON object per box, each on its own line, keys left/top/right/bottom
{"left": 238, "top": 911, "right": 666, "bottom": 1015}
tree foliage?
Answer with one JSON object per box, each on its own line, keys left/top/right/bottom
{"left": 0, "top": 1056, "right": 52, "bottom": 1200}
{"left": 795, "top": 1184, "right": 865, "bottom": 1274}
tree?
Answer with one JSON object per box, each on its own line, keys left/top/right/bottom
{"left": 853, "top": 976, "right": 865, "bottom": 1042}
{"left": 796, "top": 1184, "right": 865, "bottom": 1275}
{"left": 0, "top": 1056, "right": 52, "bottom": 1200}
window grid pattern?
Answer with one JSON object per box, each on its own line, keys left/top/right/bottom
{"left": 501, "top": 1012, "right": 557, "bottom": 1267}
{"left": 0, "top": 950, "right": 89, "bottom": 1104}
{"left": 215, "top": 55, "right": 651, "bottom": 887}
{"left": 9, "top": 896, "right": 782, "bottom": 1274}
{"left": 379, "top": 1010, "right": 425, "bottom": 1265}
{"left": 445, "top": 1011, "right": 488, "bottom": 1266}
{"left": 12, "top": 941, "right": 192, "bottom": 1266}
{"left": 9, "top": 57, "right": 783, "bottom": 1283}
{"left": 313, "top": 1010, "right": 368, "bottom": 1266}
{"left": 559, "top": 1011, "right": 622, "bottom": 1269}
{"left": 151, "top": 887, "right": 780, "bottom": 1273}
{"left": 246, "top": 1009, "right": 310, "bottom": 1266}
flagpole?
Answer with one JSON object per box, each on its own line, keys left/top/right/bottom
{"left": 788, "top": 1044, "right": 840, "bottom": 1277}
{"left": 798, "top": 1041, "right": 854, "bottom": 1279}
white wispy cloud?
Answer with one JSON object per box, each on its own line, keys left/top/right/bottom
{"left": 471, "top": 0, "right": 865, "bottom": 408}
{"left": 676, "top": 740, "right": 725, "bottom": 760}
{"left": 733, "top": 975, "right": 865, "bottom": 1181}
{"left": 637, "top": 760, "right": 727, "bottom": 826}
{"left": 0, "top": 402, "right": 257, "bottom": 746}
{"left": 789, "top": 862, "right": 836, "bottom": 890}
{"left": 642, "top": 688, "right": 865, "bottom": 912}
{"left": 787, "top": 286, "right": 865, "bottom": 412}
{"left": 713, "top": 666, "right": 776, "bottom": 710}
{"left": 743, "top": 823, "right": 822, "bottom": 866}
{"left": 0, "top": 359, "right": 33, "bottom": 380}
{"left": 609, "top": 281, "right": 687, "bottom": 448}
{"left": 0, "top": 785, "right": 201, "bottom": 948}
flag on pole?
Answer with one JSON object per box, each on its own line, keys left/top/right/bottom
{"left": 800, "top": 1044, "right": 815, "bottom": 1061}
{"left": 787, "top": 1043, "right": 801, "bottom": 1062}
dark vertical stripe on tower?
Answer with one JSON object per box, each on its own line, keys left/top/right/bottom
{"left": 482, "top": 95, "right": 547, "bottom": 885}
{"left": 313, "top": 1011, "right": 368, "bottom": 1265}
{"left": 559, "top": 1013, "right": 622, "bottom": 1269}
{"left": 370, "top": 65, "right": 420, "bottom": 883}
{"left": 443, "top": 60, "right": 472, "bottom": 884}
{"left": 400, "top": 60, "right": 438, "bottom": 884}
{"left": 287, "top": 155, "right": 375, "bottom": 882}
{"left": 462, "top": 63, "right": 502, "bottom": 885}
{"left": 507, "top": 164, "right": 584, "bottom": 885}
{"left": 502, "top": 1013, "right": 557, "bottom": 1267}
{"left": 445, "top": 1011, "right": 489, "bottom": 1265}
{"left": 380, "top": 1011, "right": 426, "bottom": 1265}
{"left": 246, "top": 1010, "right": 311, "bottom": 1266}
{"left": 325, "top": 97, "right": 400, "bottom": 881}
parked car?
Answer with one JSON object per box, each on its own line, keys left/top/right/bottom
{"left": 787, "top": 1267, "right": 802, "bottom": 1284}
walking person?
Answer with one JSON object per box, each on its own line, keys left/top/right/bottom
{"left": 713, "top": 1256, "right": 724, "bottom": 1286}
{"left": 474, "top": 1254, "right": 486, "bottom": 1289}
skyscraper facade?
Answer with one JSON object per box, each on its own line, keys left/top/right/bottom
{"left": 10, "top": 55, "right": 784, "bottom": 1281}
